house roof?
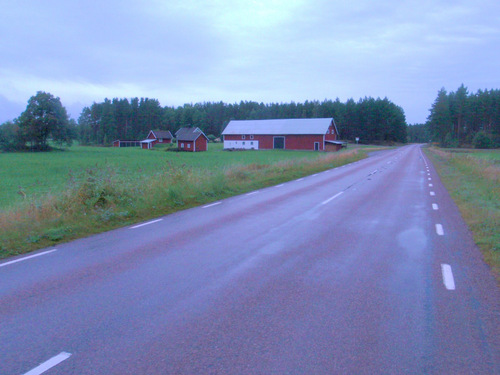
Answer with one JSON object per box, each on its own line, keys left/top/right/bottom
{"left": 149, "top": 130, "right": 173, "bottom": 139}
{"left": 176, "top": 127, "right": 207, "bottom": 141}
{"left": 221, "top": 118, "right": 338, "bottom": 136}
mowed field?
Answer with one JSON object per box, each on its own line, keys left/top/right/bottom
{"left": 0, "top": 143, "right": 367, "bottom": 258}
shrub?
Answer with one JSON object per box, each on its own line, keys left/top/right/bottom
{"left": 473, "top": 131, "right": 494, "bottom": 149}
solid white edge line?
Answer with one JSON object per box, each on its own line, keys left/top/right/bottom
{"left": 432, "top": 203, "right": 439, "bottom": 210}
{"left": 245, "top": 191, "right": 258, "bottom": 196}
{"left": 0, "top": 249, "right": 57, "bottom": 268}
{"left": 436, "top": 224, "right": 444, "bottom": 235}
{"left": 130, "top": 219, "right": 163, "bottom": 229}
{"left": 23, "top": 352, "right": 72, "bottom": 375}
{"left": 321, "top": 192, "right": 343, "bottom": 205}
{"left": 296, "top": 178, "right": 304, "bottom": 181}
{"left": 274, "top": 184, "right": 284, "bottom": 188}
{"left": 202, "top": 202, "right": 221, "bottom": 209}
{"left": 441, "top": 264, "right": 456, "bottom": 290}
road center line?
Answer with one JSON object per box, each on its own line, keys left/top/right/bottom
{"left": 321, "top": 192, "right": 343, "bottom": 205}
{"left": 202, "top": 202, "right": 222, "bottom": 209}
{"left": 436, "top": 224, "right": 444, "bottom": 235}
{"left": 432, "top": 203, "right": 439, "bottom": 210}
{"left": 441, "top": 264, "right": 456, "bottom": 290}
{"left": 23, "top": 352, "right": 72, "bottom": 375}
{"left": 130, "top": 219, "right": 163, "bottom": 229}
{"left": 0, "top": 249, "right": 57, "bottom": 268}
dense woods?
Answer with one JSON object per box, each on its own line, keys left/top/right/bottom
{"left": 427, "top": 85, "right": 500, "bottom": 148}
{"left": 76, "top": 97, "right": 407, "bottom": 145}
{"left": 3, "top": 85, "right": 500, "bottom": 151}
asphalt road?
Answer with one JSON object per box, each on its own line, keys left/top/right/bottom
{"left": 1, "top": 145, "right": 499, "bottom": 374}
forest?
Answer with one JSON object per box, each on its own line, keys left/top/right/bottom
{"left": 3, "top": 85, "right": 500, "bottom": 151}
{"left": 76, "top": 97, "right": 407, "bottom": 145}
{"left": 426, "top": 85, "right": 500, "bottom": 148}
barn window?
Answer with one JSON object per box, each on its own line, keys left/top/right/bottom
{"left": 242, "top": 135, "right": 246, "bottom": 139}
{"left": 159, "top": 138, "right": 163, "bottom": 142}
{"left": 250, "top": 135, "right": 254, "bottom": 139}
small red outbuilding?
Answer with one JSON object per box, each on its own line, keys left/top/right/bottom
{"left": 146, "top": 130, "right": 173, "bottom": 145}
{"left": 176, "top": 127, "right": 208, "bottom": 152}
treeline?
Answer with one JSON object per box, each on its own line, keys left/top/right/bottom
{"left": 77, "top": 97, "right": 407, "bottom": 145}
{"left": 427, "top": 85, "right": 500, "bottom": 148}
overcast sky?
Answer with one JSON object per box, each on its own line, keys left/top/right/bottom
{"left": 1, "top": 0, "right": 499, "bottom": 125}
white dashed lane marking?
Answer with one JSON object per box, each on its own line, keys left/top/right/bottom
{"left": 130, "top": 219, "right": 163, "bottom": 229}
{"left": 432, "top": 203, "right": 439, "bottom": 210}
{"left": 0, "top": 249, "right": 57, "bottom": 268}
{"left": 202, "top": 202, "right": 221, "bottom": 209}
{"left": 430, "top": 191, "right": 435, "bottom": 196}
{"left": 441, "top": 264, "right": 456, "bottom": 290}
{"left": 321, "top": 192, "right": 343, "bottom": 205}
{"left": 436, "top": 224, "right": 444, "bottom": 236}
{"left": 23, "top": 352, "right": 72, "bottom": 375}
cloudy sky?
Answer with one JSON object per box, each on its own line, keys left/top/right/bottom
{"left": 1, "top": 0, "right": 499, "bottom": 125}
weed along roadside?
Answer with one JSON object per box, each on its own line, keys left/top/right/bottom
{"left": 0, "top": 145, "right": 366, "bottom": 259}
{"left": 425, "top": 147, "right": 500, "bottom": 280}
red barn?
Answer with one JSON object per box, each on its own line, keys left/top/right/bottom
{"left": 146, "top": 130, "right": 173, "bottom": 145}
{"left": 176, "top": 127, "right": 208, "bottom": 152}
{"left": 222, "top": 118, "right": 342, "bottom": 151}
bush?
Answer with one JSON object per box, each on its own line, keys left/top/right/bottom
{"left": 442, "top": 132, "right": 459, "bottom": 148}
{"left": 473, "top": 131, "right": 494, "bottom": 149}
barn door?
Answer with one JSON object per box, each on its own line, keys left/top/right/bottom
{"left": 273, "top": 136, "right": 285, "bottom": 149}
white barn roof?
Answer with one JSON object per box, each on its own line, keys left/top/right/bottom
{"left": 222, "top": 118, "right": 337, "bottom": 136}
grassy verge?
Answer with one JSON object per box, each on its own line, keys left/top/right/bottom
{"left": 425, "top": 147, "right": 499, "bottom": 279}
{"left": 0, "top": 146, "right": 366, "bottom": 259}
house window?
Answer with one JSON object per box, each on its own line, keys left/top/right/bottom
{"left": 250, "top": 135, "right": 254, "bottom": 139}
{"left": 159, "top": 138, "right": 163, "bottom": 142}
{"left": 242, "top": 142, "right": 245, "bottom": 145}
{"left": 187, "top": 143, "right": 191, "bottom": 148}
{"left": 242, "top": 135, "right": 246, "bottom": 139}
{"left": 314, "top": 142, "right": 320, "bottom": 151}
{"left": 181, "top": 143, "right": 184, "bottom": 148}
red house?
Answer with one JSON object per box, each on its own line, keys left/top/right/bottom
{"left": 176, "top": 127, "right": 208, "bottom": 152}
{"left": 222, "top": 118, "right": 343, "bottom": 151}
{"left": 146, "top": 130, "right": 173, "bottom": 145}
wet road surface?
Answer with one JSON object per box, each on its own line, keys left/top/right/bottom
{"left": 1, "top": 145, "right": 499, "bottom": 374}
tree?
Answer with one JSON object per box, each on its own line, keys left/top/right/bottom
{"left": 18, "top": 91, "right": 72, "bottom": 150}
{"left": 0, "top": 121, "right": 26, "bottom": 151}
{"left": 427, "top": 88, "right": 452, "bottom": 145}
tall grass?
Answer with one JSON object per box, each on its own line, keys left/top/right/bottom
{"left": 426, "top": 148, "right": 499, "bottom": 279}
{"left": 0, "top": 148, "right": 363, "bottom": 258}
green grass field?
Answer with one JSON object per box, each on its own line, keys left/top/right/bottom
{"left": 0, "top": 143, "right": 334, "bottom": 210}
{"left": 0, "top": 143, "right": 367, "bottom": 258}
